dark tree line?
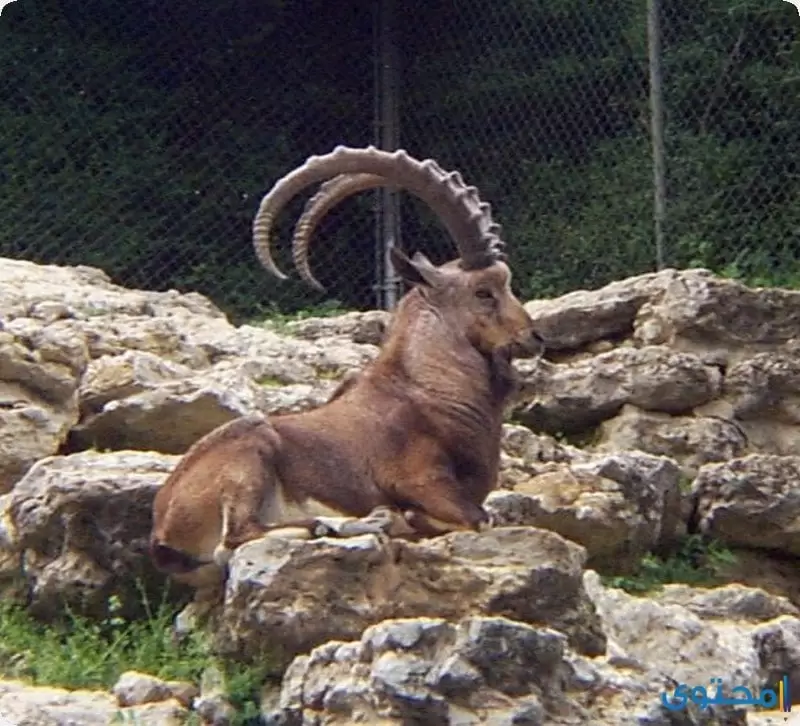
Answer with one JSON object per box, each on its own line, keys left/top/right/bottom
{"left": 1, "top": 0, "right": 798, "bottom": 321}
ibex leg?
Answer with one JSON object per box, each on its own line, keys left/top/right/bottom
{"left": 402, "top": 476, "right": 492, "bottom": 536}
{"left": 313, "top": 505, "right": 415, "bottom": 539}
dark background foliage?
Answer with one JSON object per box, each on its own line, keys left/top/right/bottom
{"left": 1, "top": 0, "right": 799, "bottom": 321}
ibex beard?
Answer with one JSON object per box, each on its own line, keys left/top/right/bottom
{"left": 150, "top": 146, "right": 544, "bottom": 591}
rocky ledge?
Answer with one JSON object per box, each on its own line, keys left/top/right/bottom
{"left": 1, "top": 257, "right": 800, "bottom": 724}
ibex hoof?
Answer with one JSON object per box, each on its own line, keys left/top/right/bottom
{"left": 313, "top": 508, "right": 399, "bottom": 540}
{"left": 334, "top": 519, "right": 388, "bottom": 538}
{"left": 312, "top": 520, "right": 340, "bottom": 538}
{"left": 212, "top": 544, "right": 233, "bottom": 569}
{"left": 477, "top": 512, "right": 494, "bottom": 533}
{"left": 312, "top": 516, "right": 368, "bottom": 538}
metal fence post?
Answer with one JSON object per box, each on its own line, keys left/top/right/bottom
{"left": 373, "top": 0, "right": 402, "bottom": 310}
{"left": 648, "top": 0, "right": 667, "bottom": 271}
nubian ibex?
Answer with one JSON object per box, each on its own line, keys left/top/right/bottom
{"left": 150, "top": 146, "right": 544, "bottom": 589}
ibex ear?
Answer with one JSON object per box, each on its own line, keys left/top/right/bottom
{"left": 390, "top": 248, "right": 443, "bottom": 288}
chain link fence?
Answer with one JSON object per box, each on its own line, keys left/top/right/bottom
{"left": 0, "top": 0, "right": 376, "bottom": 322}
{"left": 658, "top": 0, "right": 800, "bottom": 287}
{"left": 1, "top": 0, "right": 799, "bottom": 323}
{"left": 397, "top": 0, "right": 653, "bottom": 302}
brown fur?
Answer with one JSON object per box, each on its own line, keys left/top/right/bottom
{"left": 150, "top": 252, "right": 542, "bottom": 587}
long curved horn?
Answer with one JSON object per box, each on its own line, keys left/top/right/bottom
{"left": 292, "top": 162, "right": 509, "bottom": 291}
{"left": 252, "top": 145, "right": 505, "bottom": 283}
{"left": 292, "top": 173, "right": 392, "bottom": 291}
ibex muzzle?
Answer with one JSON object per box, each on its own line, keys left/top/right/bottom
{"left": 150, "top": 146, "right": 545, "bottom": 589}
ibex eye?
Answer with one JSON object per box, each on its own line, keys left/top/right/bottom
{"left": 475, "top": 289, "right": 494, "bottom": 300}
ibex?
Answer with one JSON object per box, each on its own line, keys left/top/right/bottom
{"left": 150, "top": 146, "right": 544, "bottom": 589}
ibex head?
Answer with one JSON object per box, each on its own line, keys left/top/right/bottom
{"left": 388, "top": 251, "right": 542, "bottom": 360}
{"left": 252, "top": 146, "right": 543, "bottom": 360}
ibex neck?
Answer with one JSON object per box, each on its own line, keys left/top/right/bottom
{"left": 377, "top": 296, "right": 510, "bottom": 422}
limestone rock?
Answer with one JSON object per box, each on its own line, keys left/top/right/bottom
{"left": 498, "top": 425, "right": 588, "bottom": 491}
{"left": 265, "top": 617, "right": 566, "bottom": 726}
{"left": 0, "top": 256, "right": 230, "bottom": 368}
{"left": 264, "top": 615, "right": 747, "bottom": 726}
{"left": 73, "top": 348, "right": 344, "bottom": 453}
{"left": 115, "top": 700, "right": 190, "bottom": 725}
{"left": 487, "top": 450, "right": 682, "bottom": 571}
{"left": 112, "top": 670, "right": 198, "bottom": 708}
{"left": 752, "top": 617, "right": 800, "bottom": 695}
{"left": 78, "top": 350, "right": 194, "bottom": 415}
{"left": 523, "top": 268, "right": 681, "bottom": 351}
{"left": 0, "top": 384, "right": 77, "bottom": 494}
{"left": 3, "top": 259, "right": 800, "bottom": 725}
{"left": 693, "top": 455, "right": 800, "bottom": 555}
{"left": 193, "top": 665, "right": 237, "bottom": 726}
{"left": 0, "top": 492, "right": 21, "bottom": 600}
{"left": 0, "top": 319, "right": 88, "bottom": 403}
{"left": 653, "top": 583, "right": 800, "bottom": 622}
{"left": 70, "top": 364, "right": 274, "bottom": 454}
{"left": 736, "top": 419, "right": 800, "bottom": 459}
{"left": 500, "top": 424, "right": 585, "bottom": 468}
{"left": 0, "top": 256, "right": 379, "bottom": 381}
{"left": 0, "top": 257, "right": 382, "bottom": 461}
{"left": 0, "top": 315, "right": 87, "bottom": 492}
{"left": 713, "top": 548, "right": 800, "bottom": 612}
{"left": 594, "top": 404, "right": 748, "bottom": 475}
{"left": 724, "top": 353, "right": 800, "bottom": 425}
{"left": 70, "top": 315, "right": 220, "bottom": 368}
{"left": 214, "top": 527, "right": 606, "bottom": 667}
{"left": 212, "top": 324, "right": 379, "bottom": 382}
{"left": 561, "top": 654, "right": 749, "bottom": 726}
{"left": 256, "top": 380, "right": 342, "bottom": 415}
{"left": 514, "top": 345, "right": 720, "bottom": 434}
{"left": 0, "top": 678, "right": 116, "bottom": 726}
{"left": 282, "top": 309, "right": 390, "bottom": 346}
{"left": 717, "top": 353, "right": 800, "bottom": 458}
{"left": 632, "top": 269, "right": 800, "bottom": 360}
{"left": 584, "top": 570, "right": 800, "bottom": 703}
{"left": 5, "top": 450, "right": 179, "bottom": 616}
{"left": 518, "top": 268, "right": 800, "bottom": 470}
{"left": 0, "top": 677, "right": 189, "bottom": 726}
{"left": 0, "top": 257, "right": 223, "bottom": 321}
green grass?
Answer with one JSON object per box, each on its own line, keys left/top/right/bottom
{"left": 0, "top": 585, "right": 274, "bottom": 725}
{"left": 255, "top": 375, "right": 288, "bottom": 387}
{"left": 552, "top": 427, "right": 602, "bottom": 449}
{"left": 602, "top": 535, "right": 738, "bottom": 595}
{"left": 0, "top": 590, "right": 207, "bottom": 689}
{"left": 249, "top": 300, "right": 351, "bottom": 332}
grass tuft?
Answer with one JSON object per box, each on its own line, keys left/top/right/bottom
{"left": 0, "top": 583, "right": 276, "bottom": 725}
{"left": 0, "top": 586, "right": 207, "bottom": 690}
{"left": 250, "top": 300, "right": 350, "bottom": 332}
{"left": 601, "top": 535, "right": 738, "bottom": 595}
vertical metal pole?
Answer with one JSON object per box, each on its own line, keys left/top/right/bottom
{"left": 372, "top": 5, "right": 383, "bottom": 309}
{"left": 648, "top": 0, "right": 667, "bottom": 270}
{"left": 373, "top": 0, "right": 402, "bottom": 310}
